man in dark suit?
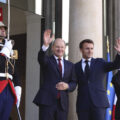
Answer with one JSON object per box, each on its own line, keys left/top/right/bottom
{"left": 33, "top": 29, "right": 76, "bottom": 120}
{"left": 75, "top": 39, "right": 120, "bottom": 120}
{"left": 112, "top": 70, "right": 120, "bottom": 120}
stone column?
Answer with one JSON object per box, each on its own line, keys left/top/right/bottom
{"left": 107, "top": 0, "right": 120, "bottom": 58}
{"left": 114, "top": 0, "right": 120, "bottom": 40}
{"left": 27, "top": 0, "right": 35, "bottom": 13}
{"left": 68, "top": 0, "right": 103, "bottom": 120}
{"left": 106, "top": 0, "right": 115, "bottom": 59}
{"left": 43, "top": 0, "right": 53, "bottom": 29}
{"left": 25, "top": 14, "right": 41, "bottom": 120}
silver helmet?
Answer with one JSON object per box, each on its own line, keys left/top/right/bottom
{"left": 0, "top": 21, "right": 7, "bottom": 30}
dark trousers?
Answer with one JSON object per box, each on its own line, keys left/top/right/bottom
{"left": 40, "top": 99, "right": 68, "bottom": 120}
{"left": 77, "top": 107, "right": 106, "bottom": 120}
{"left": 77, "top": 96, "right": 106, "bottom": 120}
{"left": 0, "top": 85, "right": 14, "bottom": 120}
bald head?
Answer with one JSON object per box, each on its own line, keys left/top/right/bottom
{"left": 52, "top": 38, "right": 66, "bottom": 46}
{"left": 52, "top": 38, "right": 66, "bottom": 58}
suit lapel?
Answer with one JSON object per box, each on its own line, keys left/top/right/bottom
{"left": 79, "top": 60, "right": 84, "bottom": 75}
{"left": 50, "top": 55, "right": 60, "bottom": 73}
{"left": 63, "top": 59, "right": 67, "bottom": 79}
{"left": 87, "top": 58, "right": 96, "bottom": 80}
{"left": 50, "top": 55, "right": 62, "bottom": 78}
{"left": 90, "top": 58, "right": 95, "bottom": 70}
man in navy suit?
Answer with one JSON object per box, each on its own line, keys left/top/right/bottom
{"left": 33, "top": 29, "right": 76, "bottom": 120}
{"left": 75, "top": 39, "right": 120, "bottom": 120}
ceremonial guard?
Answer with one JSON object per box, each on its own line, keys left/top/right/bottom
{"left": 0, "top": 21, "right": 22, "bottom": 120}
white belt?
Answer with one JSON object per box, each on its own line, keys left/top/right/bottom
{"left": 0, "top": 73, "right": 13, "bottom": 80}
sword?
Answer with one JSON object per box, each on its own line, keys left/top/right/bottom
{"left": 7, "top": 0, "right": 15, "bottom": 47}
{"left": 7, "top": 0, "right": 22, "bottom": 119}
{"left": 16, "top": 106, "right": 22, "bottom": 120}
{"left": 7, "top": 0, "right": 10, "bottom": 40}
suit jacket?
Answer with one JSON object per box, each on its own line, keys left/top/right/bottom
{"left": 33, "top": 49, "right": 77, "bottom": 111}
{"left": 75, "top": 54, "right": 120, "bottom": 112}
{"left": 112, "top": 70, "right": 120, "bottom": 119}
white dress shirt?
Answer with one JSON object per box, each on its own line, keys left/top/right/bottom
{"left": 81, "top": 58, "right": 92, "bottom": 72}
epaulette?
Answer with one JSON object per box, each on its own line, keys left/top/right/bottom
{"left": 11, "top": 50, "right": 18, "bottom": 60}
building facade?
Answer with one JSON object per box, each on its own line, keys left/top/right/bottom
{"left": 0, "top": 0, "right": 118, "bottom": 120}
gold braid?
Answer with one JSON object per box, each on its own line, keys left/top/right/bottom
{"left": 8, "top": 58, "right": 15, "bottom": 74}
{"left": 5, "top": 57, "right": 8, "bottom": 79}
{"left": 5, "top": 57, "right": 15, "bottom": 79}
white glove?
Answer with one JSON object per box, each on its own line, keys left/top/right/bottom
{"left": 15, "top": 86, "right": 22, "bottom": 108}
{"left": 0, "top": 40, "right": 13, "bottom": 58}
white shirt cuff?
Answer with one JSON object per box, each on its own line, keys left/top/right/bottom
{"left": 42, "top": 45, "right": 49, "bottom": 51}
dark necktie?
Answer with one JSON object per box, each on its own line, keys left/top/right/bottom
{"left": 85, "top": 60, "right": 90, "bottom": 78}
{"left": 58, "top": 58, "right": 62, "bottom": 77}
{"left": 57, "top": 58, "right": 62, "bottom": 99}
